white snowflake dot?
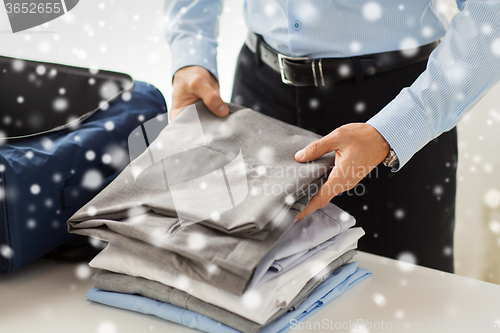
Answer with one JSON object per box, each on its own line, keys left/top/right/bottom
{"left": 396, "top": 251, "right": 417, "bottom": 272}
{"left": 36, "top": 65, "right": 46, "bottom": 75}
{"left": 309, "top": 98, "right": 320, "bottom": 109}
{"left": 53, "top": 97, "right": 68, "bottom": 112}
{"left": 101, "top": 154, "right": 112, "bottom": 164}
{"left": 339, "top": 212, "right": 350, "bottom": 222}
{"left": 52, "top": 173, "right": 62, "bottom": 182}
{"left": 400, "top": 38, "right": 419, "bottom": 58}
{"left": 355, "top": 101, "right": 366, "bottom": 113}
{"left": 104, "top": 121, "right": 115, "bottom": 131}
{"left": 372, "top": 292, "right": 387, "bottom": 306}
{"left": 434, "top": 185, "right": 443, "bottom": 196}
{"left": 250, "top": 187, "right": 260, "bottom": 196}
{"left": 26, "top": 219, "right": 37, "bottom": 229}
{"left": 12, "top": 59, "right": 25, "bottom": 72}
{"left": 30, "top": 184, "right": 41, "bottom": 195}
{"left": 99, "top": 101, "right": 109, "bottom": 110}
{"left": 350, "top": 41, "right": 362, "bottom": 53}
{"left": 0, "top": 245, "right": 14, "bottom": 259}
{"left": 484, "top": 189, "right": 500, "bottom": 208}
{"left": 87, "top": 206, "right": 97, "bottom": 216}
{"left": 338, "top": 64, "right": 351, "bottom": 77}
{"left": 187, "top": 233, "right": 206, "bottom": 251}
{"left": 482, "top": 24, "right": 492, "bottom": 35}
{"left": 242, "top": 290, "right": 261, "bottom": 309}
{"left": 75, "top": 264, "right": 91, "bottom": 280}
{"left": 362, "top": 2, "right": 382, "bottom": 21}
{"left": 394, "top": 208, "right": 405, "bottom": 219}
{"left": 422, "top": 26, "right": 433, "bottom": 38}
{"left": 81, "top": 170, "right": 103, "bottom": 190}
{"left": 210, "top": 211, "right": 220, "bottom": 221}
{"left": 488, "top": 220, "right": 500, "bottom": 234}
{"left": 121, "top": 91, "right": 132, "bottom": 101}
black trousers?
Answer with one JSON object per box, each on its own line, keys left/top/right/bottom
{"left": 231, "top": 44, "right": 457, "bottom": 273}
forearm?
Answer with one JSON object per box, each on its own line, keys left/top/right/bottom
{"left": 164, "top": 0, "right": 223, "bottom": 80}
{"left": 367, "top": 0, "right": 500, "bottom": 170}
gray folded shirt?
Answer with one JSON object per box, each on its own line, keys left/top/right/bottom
{"left": 68, "top": 101, "right": 335, "bottom": 294}
{"left": 68, "top": 101, "right": 333, "bottom": 235}
{"left": 92, "top": 250, "right": 357, "bottom": 333}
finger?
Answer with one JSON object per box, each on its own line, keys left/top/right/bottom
{"left": 295, "top": 193, "right": 328, "bottom": 221}
{"left": 295, "top": 132, "right": 339, "bottom": 162}
{"left": 295, "top": 165, "right": 354, "bottom": 220}
{"left": 192, "top": 79, "right": 228, "bottom": 117}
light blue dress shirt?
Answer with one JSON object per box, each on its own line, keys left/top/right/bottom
{"left": 164, "top": 0, "right": 500, "bottom": 169}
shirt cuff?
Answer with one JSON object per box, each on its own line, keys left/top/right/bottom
{"left": 169, "top": 36, "right": 219, "bottom": 81}
{"left": 366, "top": 91, "right": 434, "bottom": 171}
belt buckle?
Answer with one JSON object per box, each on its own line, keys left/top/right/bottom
{"left": 278, "top": 53, "right": 313, "bottom": 86}
{"left": 278, "top": 54, "right": 326, "bottom": 86}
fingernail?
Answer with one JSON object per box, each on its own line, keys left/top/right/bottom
{"left": 217, "top": 104, "right": 228, "bottom": 116}
{"left": 295, "top": 149, "right": 305, "bottom": 160}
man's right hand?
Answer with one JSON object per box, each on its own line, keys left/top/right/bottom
{"left": 170, "top": 66, "right": 229, "bottom": 120}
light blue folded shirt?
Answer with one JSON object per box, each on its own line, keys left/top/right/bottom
{"left": 86, "top": 262, "right": 371, "bottom": 333}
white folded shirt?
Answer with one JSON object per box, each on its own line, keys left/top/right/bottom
{"left": 89, "top": 227, "right": 364, "bottom": 324}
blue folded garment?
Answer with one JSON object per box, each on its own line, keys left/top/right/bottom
{"left": 86, "top": 262, "right": 371, "bottom": 333}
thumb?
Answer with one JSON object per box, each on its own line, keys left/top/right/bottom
{"left": 194, "top": 80, "right": 229, "bottom": 117}
{"left": 295, "top": 134, "right": 339, "bottom": 162}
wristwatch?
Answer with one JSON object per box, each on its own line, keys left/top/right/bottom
{"left": 383, "top": 149, "right": 399, "bottom": 169}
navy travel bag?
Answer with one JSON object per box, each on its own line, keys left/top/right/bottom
{"left": 0, "top": 55, "right": 167, "bottom": 272}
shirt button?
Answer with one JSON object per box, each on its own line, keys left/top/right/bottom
{"left": 293, "top": 21, "right": 301, "bottom": 30}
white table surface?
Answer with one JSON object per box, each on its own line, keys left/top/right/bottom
{"left": 1, "top": 251, "right": 499, "bottom": 333}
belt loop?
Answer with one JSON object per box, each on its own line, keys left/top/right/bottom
{"left": 352, "top": 57, "right": 364, "bottom": 86}
{"left": 311, "top": 60, "right": 318, "bottom": 87}
{"left": 255, "top": 34, "right": 264, "bottom": 67}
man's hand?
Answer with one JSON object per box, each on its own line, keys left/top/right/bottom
{"left": 170, "top": 66, "right": 229, "bottom": 120}
{"left": 295, "top": 123, "right": 390, "bottom": 220}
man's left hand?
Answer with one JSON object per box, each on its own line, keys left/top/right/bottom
{"left": 294, "top": 123, "right": 390, "bottom": 220}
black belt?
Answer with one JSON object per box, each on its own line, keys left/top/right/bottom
{"left": 245, "top": 31, "right": 439, "bottom": 86}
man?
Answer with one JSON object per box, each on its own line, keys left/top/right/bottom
{"left": 164, "top": 0, "right": 500, "bottom": 273}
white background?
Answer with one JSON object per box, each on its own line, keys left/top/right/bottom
{"left": 0, "top": 0, "right": 498, "bottom": 284}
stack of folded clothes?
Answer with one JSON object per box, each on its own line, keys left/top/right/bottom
{"left": 68, "top": 101, "right": 372, "bottom": 333}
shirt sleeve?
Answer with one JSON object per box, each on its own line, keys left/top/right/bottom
{"left": 366, "top": 0, "right": 500, "bottom": 171}
{"left": 164, "top": 0, "right": 223, "bottom": 80}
